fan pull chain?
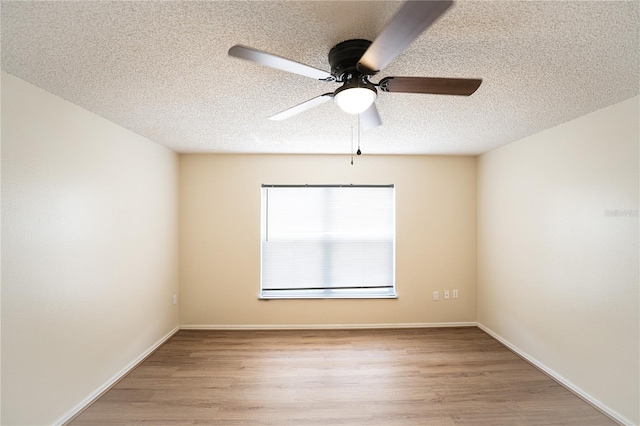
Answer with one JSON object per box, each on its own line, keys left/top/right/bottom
{"left": 351, "top": 124, "right": 354, "bottom": 165}
{"left": 357, "top": 115, "right": 362, "bottom": 156}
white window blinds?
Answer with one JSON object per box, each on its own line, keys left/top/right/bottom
{"left": 261, "top": 185, "right": 396, "bottom": 298}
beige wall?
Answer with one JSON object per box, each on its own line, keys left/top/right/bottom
{"left": 179, "top": 154, "right": 477, "bottom": 327}
{"left": 1, "top": 72, "right": 180, "bottom": 425}
{"left": 477, "top": 96, "right": 639, "bottom": 425}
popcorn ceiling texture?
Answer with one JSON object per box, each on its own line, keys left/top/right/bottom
{"left": 1, "top": 1, "right": 638, "bottom": 155}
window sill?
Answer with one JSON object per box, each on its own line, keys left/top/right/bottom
{"left": 259, "top": 290, "right": 398, "bottom": 300}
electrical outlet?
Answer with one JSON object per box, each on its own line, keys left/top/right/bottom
{"left": 433, "top": 291, "right": 439, "bottom": 301}
{"left": 453, "top": 289, "right": 459, "bottom": 299}
{"left": 172, "top": 294, "right": 178, "bottom": 305}
{"left": 444, "top": 290, "right": 450, "bottom": 299}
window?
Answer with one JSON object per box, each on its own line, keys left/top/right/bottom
{"left": 260, "top": 184, "right": 396, "bottom": 299}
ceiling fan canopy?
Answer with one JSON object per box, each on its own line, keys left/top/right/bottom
{"left": 228, "top": 0, "right": 482, "bottom": 130}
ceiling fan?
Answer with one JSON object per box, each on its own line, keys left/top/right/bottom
{"left": 228, "top": 0, "right": 481, "bottom": 130}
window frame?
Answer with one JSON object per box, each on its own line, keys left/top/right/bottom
{"left": 259, "top": 184, "right": 397, "bottom": 300}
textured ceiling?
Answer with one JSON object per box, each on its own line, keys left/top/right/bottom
{"left": 1, "top": 1, "right": 638, "bottom": 155}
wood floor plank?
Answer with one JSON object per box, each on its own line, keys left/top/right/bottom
{"left": 69, "top": 328, "right": 615, "bottom": 425}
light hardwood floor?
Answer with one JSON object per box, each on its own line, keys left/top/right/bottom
{"left": 70, "top": 328, "right": 615, "bottom": 425}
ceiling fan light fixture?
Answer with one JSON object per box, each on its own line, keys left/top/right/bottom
{"left": 333, "top": 85, "right": 377, "bottom": 115}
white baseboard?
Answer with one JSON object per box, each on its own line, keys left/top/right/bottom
{"left": 477, "top": 323, "right": 633, "bottom": 426}
{"left": 180, "top": 322, "right": 477, "bottom": 330}
{"left": 55, "top": 326, "right": 180, "bottom": 426}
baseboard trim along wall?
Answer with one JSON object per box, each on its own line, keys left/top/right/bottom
{"left": 477, "top": 323, "right": 632, "bottom": 426}
{"left": 180, "top": 322, "right": 478, "bottom": 330}
{"left": 56, "top": 326, "right": 180, "bottom": 426}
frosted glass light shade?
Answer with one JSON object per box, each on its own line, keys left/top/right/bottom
{"left": 334, "top": 87, "right": 377, "bottom": 115}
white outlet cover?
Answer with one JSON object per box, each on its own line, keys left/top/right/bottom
{"left": 433, "top": 291, "right": 439, "bottom": 301}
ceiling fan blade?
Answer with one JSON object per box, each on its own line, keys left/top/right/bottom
{"left": 268, "top": 93, "right": 333, "bottom": 121}
{"left": 229, "top": 45, "right": 334, "bottom": 81}
{"left": 358, "top": 1, "right": 453, "bottom": 74}
{"left": 380, "top": 77, "right": 482, "bottom": 96}
{"left": 360, "top": 104, "right": 382, "bottom": 130}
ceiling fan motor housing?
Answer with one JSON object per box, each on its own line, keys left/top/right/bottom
{"left": 328, "top": 39, "right": 372, "bottom": 82}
